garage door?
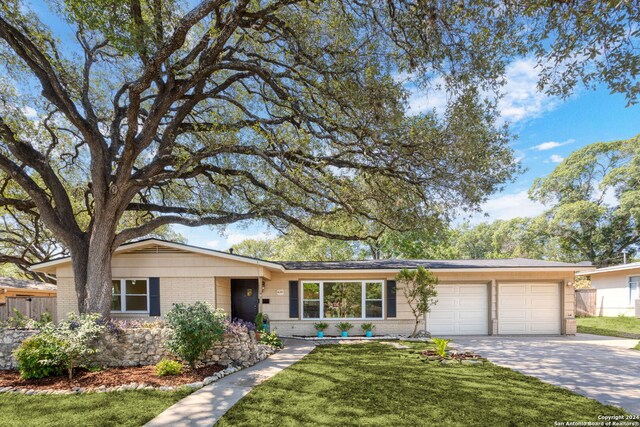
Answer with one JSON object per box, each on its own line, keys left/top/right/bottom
{"left": 428, "top": 284, "right": 488, "bottom": 335}
{"left": 498, "top": 283, "right": 561, "bottom": 334}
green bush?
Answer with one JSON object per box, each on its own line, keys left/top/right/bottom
{"left": 259, "top": 330, "right": 283, "bottom": 348}
{"left": 166, "top": 302, "right": 226, "bottom": 369}
{"left": 13, "top": 334, "right": 66, "bottom": 379}
{"left": 155, "top": 359, "right": 183, "bottom": 376}
{"left": 13, "top": 313, "right": 106, "bottom": 380}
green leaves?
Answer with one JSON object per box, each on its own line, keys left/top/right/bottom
{"left": 165, "top": 302, "right": 225, "bottom": 369}
{"left": 396, "top": 267, "right": 438, "bottom": 337}
{"left": 530, "top": 134, "right": 640, "bottom": 266}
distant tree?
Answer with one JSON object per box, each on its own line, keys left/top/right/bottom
{"left": 234, "top": 228, "right": 358, "bottom": 261}
{"left": 530, "top": 135, "right": 640, "bottom": 267}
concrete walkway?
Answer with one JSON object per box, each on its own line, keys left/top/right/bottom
{"left": 452, "top": 334, "right": 640, "bottom": 414}
{"left": 145, "top": 339, "right": 315, "bottom": 427}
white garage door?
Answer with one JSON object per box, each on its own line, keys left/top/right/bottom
{"left": 428, "top": 284, "right": 488, "bottom": 335}
{"left": 498, "top": 283, "right": 561, "bottom": 334}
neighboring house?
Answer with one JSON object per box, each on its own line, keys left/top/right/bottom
{"left": 576, "top": 262, "right": 640, "bottom": 317}
{"left": 0, "top": 277, "right": 57, "bottom": 304}
{"left": 31, "top": 239, "right": 591, "bottom": 336}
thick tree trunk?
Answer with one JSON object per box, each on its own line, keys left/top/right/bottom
{"left": 70, "top": 245, "right": 89, "bottom": 314}
{"left": 84, "top": 233, "right": 115, "bottom": 318}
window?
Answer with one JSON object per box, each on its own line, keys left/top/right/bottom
{"left": 301, "top": 280, "right": 384, "bottom": 319}
{"left": 111, "top": 279, "right": 149, "bottom": 312}
{"left": 630, "top": 276, "right": 640, "bottom": 304}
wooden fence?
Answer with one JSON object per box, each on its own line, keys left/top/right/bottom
{"left": 0, "top": 297, "right": 57, "bottom": 323}
{"left": 575, "top": 289, "right": 597, "bottom": 317}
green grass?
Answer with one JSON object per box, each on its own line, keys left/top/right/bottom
{"left": 216, "top": 342, "right": 626, "bottom": 427}
{"left": 0, "top": 389, "right": 192, "bottom": 427}
{"left": 576, "top": 316, "right": 640, "bottom": 338}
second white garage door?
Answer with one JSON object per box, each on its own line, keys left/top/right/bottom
{"left": 498, "top": 283, "right": 561, "bottom": 334}
{"left": 428, "top": 284, "right": 488, "bottom": 335}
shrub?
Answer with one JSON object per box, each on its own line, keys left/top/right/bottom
{"left": 259, "top": 330, "right": 283, "bottom": 348}
{"left": 156, "top": 358, "right": 183, "bottom": 376}
{"left": 13, "top": 334, "right": 66, "bottom": 379}
{"left": 225, "top": 318, "right": 256, "bottom": 335}
{"left": 432, "top": 338, "right": 450, "bottom": 358}
{"left": 166, "top": 302, "right": 226, "bottom": 369}
{"left": 336, "top": 322, "right": 354, "bottom": 332}
{"left": 13, "top": 313, "right": 105, "bottom": 380}
{"left": 255, "top": 312, "right": 264, "bottom": 331}
{"left": 313, "top": 322, "right": 329, "bottom": 331}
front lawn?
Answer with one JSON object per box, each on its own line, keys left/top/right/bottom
{"left": 577, "top": 316, "right": 640, "bottom": 338}
{"left": 0, "top": 389, "right": 191, "bottom": 427}
{"left": 216, "top": 342, "right": 626, "bottom": 426}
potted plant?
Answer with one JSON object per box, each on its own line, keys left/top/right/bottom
{"left": 361, "top": 323, "right": 375, "bottom": 337}
{"left": 313, "top": 322, "right": 329, "bottom": 338}
{"left": 255, "top": 313, "right": 264, "bottom": 340}
{"left": 336, "top": 322, "right": 354, "bottom": 337}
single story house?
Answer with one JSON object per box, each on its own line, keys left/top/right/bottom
{"left": 31, "top": 239, "right": 591, "bottom": 336}
{"left": 576, "top": 262, "right": 640, "bottom": 317}
{"left": 0, "top": 277, "right": 57, "bottom": 304}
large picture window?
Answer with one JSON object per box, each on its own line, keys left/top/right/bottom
{"left": 111, "top": 279, "right": 149, "bottom": 313}
{"left": 301, "top": 280, "right": 384, "bottom": 319}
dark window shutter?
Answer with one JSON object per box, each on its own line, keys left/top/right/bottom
{"left": 289, "top": 280, "right": 299, "bottom": 318}
{"left": 386, "top": 280, "right": 396, "bottom": 318}
{"left": 149, "top": 277, "right": 161, "bottom": 316}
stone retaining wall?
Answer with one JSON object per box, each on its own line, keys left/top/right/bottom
{"left": 0, "top": 327, "right": 272, "bottom": 370}
{"left": 0, "top": 329, "right": 37, "bottom": 369}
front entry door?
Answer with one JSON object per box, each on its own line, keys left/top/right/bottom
{"left": 231, "top": 279, "right": 259, "bottom": 322}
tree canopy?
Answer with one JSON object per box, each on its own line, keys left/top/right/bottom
{"left": 0, "top": 1, "right": 638, "bottom": 314}
{"left": 530, "top": 134, "right": 640, "bottom": 266}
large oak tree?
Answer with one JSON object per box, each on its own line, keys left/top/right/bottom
{"left": 0, "top": 0, "right": 638, "bottom": 316}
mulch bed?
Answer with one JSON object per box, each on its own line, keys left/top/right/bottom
{"left": 421, "top": 350, "right": 484, "bottom": 362}
{"left": 0, "top": 364, "right": 224, "bottom": 390}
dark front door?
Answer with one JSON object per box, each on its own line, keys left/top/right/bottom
{"left": 231, "top": 279, "right": 259, "bottom": 322}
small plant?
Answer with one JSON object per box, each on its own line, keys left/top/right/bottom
{"left": 336, "top": 322, "right": 354, "bottom": 332}
{"left": 166, "top": 302, "right": 226, "bottom": 369}
{"left": 432, "top": 338, "right": 450, "bottom": 358}
{"left": 38, "top": 311, "right": 53, "bottom": 326}
{"left": 259, "top": 330, "right": 283, "bottom": 348}
{"left": 13, "top": 334, "right": 66, "bottom": 379}
{"left": 313, "top": 322, "right": 329, "bottom": 331}
{"left": 313, "top": 322, "right": 329, "bottom": 338}
{"left": 156, "top": 358, "right": 183, "bottom": 376}
{"left": 255, "top": 312, "right": 264, "bottom": 331}
{"left": 361, "top": 323, "right": 376, "bottom": 332}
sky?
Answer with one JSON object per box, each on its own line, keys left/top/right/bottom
{"left": 181, "top": 57, "right": 640, "bottom": 250}
{"left": 22, "top": 2, "right": 640, "bottom": 251}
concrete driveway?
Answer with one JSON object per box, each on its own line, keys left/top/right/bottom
{"left": 451, "top": 334, "right": 640, "bottom": 414}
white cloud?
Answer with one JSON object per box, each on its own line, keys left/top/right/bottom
{"left": 204, "top": 239, "right": 222, "bottom": 249}
{"left": 549, "top": 154, "right": 564, "bottom": 163}
{"left": 20, "top": 106, "right": 37, "bottom": 119}
{"left": 497, "top": 58, "right": 561, "bottom": 123}
{"left": 532, "top": 138, "right": 575, "bottom": 151}
{"left": 226, "top": 231, "right": 274, "bottom": 246}
{"left": 406, "top": 57, "right": 562, "bottom": 123}
{"left": 469, "top": 190, "right": 547, "bottom": 223}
